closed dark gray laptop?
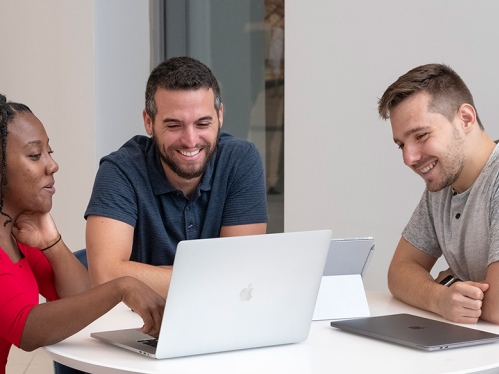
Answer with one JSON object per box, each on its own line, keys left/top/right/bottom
{"left": 331, "top": 313, "right": 499, "bottom": 351}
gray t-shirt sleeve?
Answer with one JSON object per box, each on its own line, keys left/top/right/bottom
{"left": 402, "top": 189, "right": 442, "bottom": 258}
{"left": 488, "top": 176, "right": 499, "bottom": 266}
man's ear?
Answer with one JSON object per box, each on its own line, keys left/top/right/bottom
{"left": 218, "top": 103, "right": 224, "bottom": 129}
{"left": 143, "top": 109, "right": 153, "bottom": 136}
{"left": 458, "top": 103, "right": 477, "bottom": 134}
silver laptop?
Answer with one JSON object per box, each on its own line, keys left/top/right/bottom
{"left": 330, "top": 313, "right": 499, "bottom": 351}
{"left": 92, "top": 229, "right": 332, "bottom": 358}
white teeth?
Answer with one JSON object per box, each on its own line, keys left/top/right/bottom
{"left": 180, "top": 149, "right": 200, "bottom": 157}
{"left": 420, "top": 162, "right": 436, "bottom": 174}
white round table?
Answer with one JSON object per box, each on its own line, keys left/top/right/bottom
{"left": 44, "top": 291, "right": 499, "bottom": 373}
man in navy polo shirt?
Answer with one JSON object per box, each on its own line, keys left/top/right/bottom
{"left": 85, "top": 57, "right": 268, "bottom": 298}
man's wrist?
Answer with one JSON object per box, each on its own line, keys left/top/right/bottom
{"left": 439, "top": 274, "right": 460, "bottom": 287}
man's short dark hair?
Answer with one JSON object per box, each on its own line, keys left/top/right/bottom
{"left": 145, "top": 56, "right": 222, "bottom": 120}
{"left": 378, "top": 63, "right": 483, "bottom": 129}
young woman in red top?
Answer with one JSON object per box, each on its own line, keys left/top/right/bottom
{"left": 0, "top": 94, "right": 165, "bottom": 373}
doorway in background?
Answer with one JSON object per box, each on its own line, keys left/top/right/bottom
{"left": 150, "top": 0, "right": 284, "bottom": 233}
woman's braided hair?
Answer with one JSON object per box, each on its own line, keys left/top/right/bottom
{"left": 0, "top": 94, "right": 32, "bottom": 226}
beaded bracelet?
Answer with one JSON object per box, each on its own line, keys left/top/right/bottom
{"left": 40, "top": 234, "right": 62, "bottom": 251}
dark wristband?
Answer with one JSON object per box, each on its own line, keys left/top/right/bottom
{"left": 40, "top": 234, "right": 62, "bottom": 251}
{"left": 439, "top": 275, "right": 460, "bottom": 287}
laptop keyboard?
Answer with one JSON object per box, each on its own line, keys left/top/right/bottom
{"left": 137, "top": 338, "right": 158, "bottom": 348}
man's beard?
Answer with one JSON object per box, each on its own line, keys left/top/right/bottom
{"left": 154, "top": 126, "right": 220, "bottom": 180}
{"left": 419, "top": 126, "right": 465, "bottom": 192}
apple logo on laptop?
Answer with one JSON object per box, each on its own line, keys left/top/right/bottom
{"left": 239, "top": 284, "right": 253, "bottom": 302}
{"left": 408, "top": 326, "right": 425, "bottom": 330}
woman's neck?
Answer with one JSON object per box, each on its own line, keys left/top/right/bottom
{"left": 0, "top": 224, "right": 20, "bottom": 262}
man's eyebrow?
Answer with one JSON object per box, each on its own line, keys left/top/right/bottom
{"left": 196, "top": 116, "right": 214, "bottom": 122}
{"left": 162, "top": 118, "right": 181, "bottom": 123}
{"left": 393, "top": 126, "right": 431, "bottom": 143}
{"left": 161, "top": 116, "right": 214, "bottom": 123}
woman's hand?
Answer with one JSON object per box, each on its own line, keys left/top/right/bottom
{"left": 118, "top": 277, "right": 165, "bottom": 337}
{"left": 12, "top": 211, "right": 60, "bottom": 249}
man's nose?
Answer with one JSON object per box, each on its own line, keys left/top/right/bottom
{"left": 402, "top": 144, "right": 421, "bottom": 167}
{"left": 182, "top": 126, "right": 197, "bottom": 147}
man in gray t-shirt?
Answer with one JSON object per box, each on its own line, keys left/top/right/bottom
{"left": 378, "top": 63, "right": 499, "bottom": 325}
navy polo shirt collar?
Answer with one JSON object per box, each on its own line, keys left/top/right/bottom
{"left": 146, "top": 138, "right": 215, "bottom": 197}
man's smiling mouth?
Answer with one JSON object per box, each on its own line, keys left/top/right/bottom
{"left": 179, "top": 149, "right": 201, "bottom": 157}
{"left": 420, "top": 160, "right": 437, "bottom": 174}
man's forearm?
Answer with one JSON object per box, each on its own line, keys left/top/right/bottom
{"left": 389, "top": 262, "right": 488, "bottom": 324}
{"left": 479, "top": 262, "right": 499, "bottom": 324}
{"left": 388, "top": 262, "right": 443, "bottom": 315}
{"left": 90, "top": 261, "right": 172, "bottom": 298}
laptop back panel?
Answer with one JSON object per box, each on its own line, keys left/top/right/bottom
{"left": 322, "top": 237, "right": 374, "bottom": 277}
{"left": 93, "top": 230, "right": 332, "bottom": 358}
{"left": 156, "top": 230, "right": 332, "bottom": 358}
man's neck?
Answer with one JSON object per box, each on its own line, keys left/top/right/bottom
{"left": 163, "top": 167, "right": 202, "bottom": 199}
{"left": 453, "top": 133, "right": 496, "bottom": 193}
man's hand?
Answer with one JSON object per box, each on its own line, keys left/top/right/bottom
{"left": 436, "top": 281, "right": 489, "bottom": 324}
{"left": 389, "top": 238, "right": 489, "bottom": 324}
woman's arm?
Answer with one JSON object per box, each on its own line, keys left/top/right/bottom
{"left": 20, "top": 276, "right": 165, "bottom": 351}
{"left": 13, "top": 211, "right": 90, "bottom": 297}
{"left": 12, "top": 213, "right": 164, "bottom": 351}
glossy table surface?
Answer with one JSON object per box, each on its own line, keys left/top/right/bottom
{"left": 44, "top": 291, "right": 499, "bottom": 373}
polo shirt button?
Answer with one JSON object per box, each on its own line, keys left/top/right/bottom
{"left": 188, "top": 224, "right": 193, "bottom": 229}
{"left": 455, "top": 213, "right": 461, "bottom": 219}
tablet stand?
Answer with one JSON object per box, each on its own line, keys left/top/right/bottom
{"left": 312, "top": 274, "right": 370, "bottom": 320}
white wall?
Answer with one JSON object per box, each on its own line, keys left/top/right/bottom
{"left": 4, "top": 1, "right": 499, "bottom": 293}
{"left": 0, "top": 0, "right": 149, "bottom": 251}
{"left": 0, "top": 0, "right": 96, "bottom": 251}
{"left": 94, "top": 1, "right": 150, "bottom": 161}
{"left": 286, "top": 1, "right": 499, "bottom": 291}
